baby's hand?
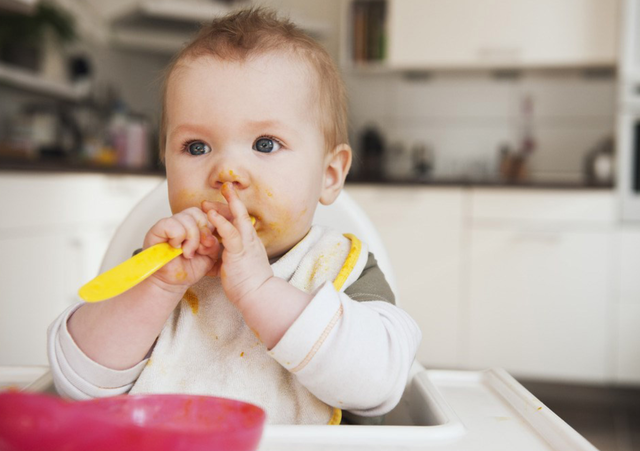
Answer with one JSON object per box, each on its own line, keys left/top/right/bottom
{"left": 202, "top": 182, "right": 274, "bottom": 310}
{"left": 143, "top": 207, "right": 220, "bottom": 294}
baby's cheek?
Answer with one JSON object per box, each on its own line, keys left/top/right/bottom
{"left": 258, "top": 202, "right": 313, "bottom": 255}
{"left": 169, "top": 189, "right": 197, "bottom": 213}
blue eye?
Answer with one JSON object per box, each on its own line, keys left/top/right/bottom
{"left": 185, "top": 141, "right": 211, "bottom": 155}
{"left": 253, "top": 137, "right": 282, "bottom": 153}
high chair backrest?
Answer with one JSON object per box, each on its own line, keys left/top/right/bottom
{"left": 101, "top": 180, "right": 398, "bottom": 298}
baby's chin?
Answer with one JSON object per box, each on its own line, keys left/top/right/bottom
{"left": 262, "top": 228, "right": 313, "bottom": 262}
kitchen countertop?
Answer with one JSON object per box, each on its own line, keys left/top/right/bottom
{"left": 345, "top": 176, "right": 614, "bottom": 190}
{"left": 0, "top": 160, "right": 613, "bottom": 190}
{"left": 0, "top": 158, "right": 165, "bottom": 177}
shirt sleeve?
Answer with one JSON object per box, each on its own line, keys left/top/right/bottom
{"left": 269, "top": 279, "right": 422, "bottom": 417}
{"left": 46, "top": 303, "right": 149, "bottom": 400}
{"left": 343, "top": 252, "right": 395, "bottom": 305}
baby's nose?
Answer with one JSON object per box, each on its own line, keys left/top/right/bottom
{"left": 209, "top": 168, "right": 248, "bottom": 190}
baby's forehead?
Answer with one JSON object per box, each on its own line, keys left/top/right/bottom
{"left": 168, "top": 51, "right": 323, "bottom": 122}
{"left": 173, "top": 50, "right": 316, "bottom": 84}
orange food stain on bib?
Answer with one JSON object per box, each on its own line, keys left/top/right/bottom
{"left": 184, "top": 289, "right": 199, "bottom": 315}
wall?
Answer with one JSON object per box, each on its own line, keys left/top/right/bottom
{"left": 76, "top": 42, "right": 172, "bottom": 124}
{"left": 64, "top": 0, "right": 341, "bottom": 139}
{"left": 345, "top": 70, "right": 616, "bottom": 183}
{"left": 257, "top": 0, "right": 342, "bottom": 61}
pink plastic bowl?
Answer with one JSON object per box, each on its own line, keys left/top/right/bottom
{"left": 0, "top": 391, "right": 265, "bottom": 451}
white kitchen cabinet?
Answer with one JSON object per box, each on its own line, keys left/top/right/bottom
{"left": 470, "top": 189, "right": 618, "bottom": 226}
{"left": 614, "top": 228, "right": 640, "bottom": 385}
{"left": 0, "top": 233, "right": 68, "bottom": 366}
{"left": 0, "top": 226, "right": 114, "bottom": 366}
{"left": 467, "top": 227, "right": 613, "bottom": 383}
{"left": 384, "top": 0, "right": 619, "bottom": 70}
{"left": 466, "top": 189, "right": 617, "bottom": 383}
{"left": 0, "top": 173, "right": 162, "bottom": 366}
{"left": 346, "top": 185, "right": 466, "bottom": 369}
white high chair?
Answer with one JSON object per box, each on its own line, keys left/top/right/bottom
{"left": 91, "top": 180, "right": 597, "bottom": 451}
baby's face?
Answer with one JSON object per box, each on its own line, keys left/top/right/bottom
{"left": 164, "top": 53, "right": 329, "bottom": 258}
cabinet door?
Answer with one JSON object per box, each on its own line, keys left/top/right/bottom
{"left": 615, "top": 229, "right": 640, "bottom": 385}
{"left": 0, "top": 233, "right": 69, "bottom": 366}
{"left": 0, "top": 225, "right": 128, "bottom": 366}
{"left": 468, "top": 228, "right": 612, "bottom": 383}
{"left": 347, "top": 186, "right": 465, "bottom": 369}
{"left": 387, "top": 0, "right": 618, "bottom": 69}
{"left": 0, "top": 174, "right": 162, "bottom": 366}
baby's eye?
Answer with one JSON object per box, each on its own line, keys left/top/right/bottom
{"left": 253, "top": 137, "right": 282, "bottom": 153}
{"left": 185, "top": 141, "right": 211, "bottom": 156}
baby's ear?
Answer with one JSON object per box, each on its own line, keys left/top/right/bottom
{"left": 319, "top": 144, "right": 352, "bottom": 206}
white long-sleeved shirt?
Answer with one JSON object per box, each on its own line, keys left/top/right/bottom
{"left": 48, "top": 284, "right": 420, "bottom": 415}
{"left": 47, "top": 229, "right": 421, "bottom": 419}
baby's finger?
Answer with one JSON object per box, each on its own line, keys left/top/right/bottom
{"left": 181, "top": 206, "right": 215, "bottom": 233}
{"left": 207, "top": 209, "right": 243, "bottom": 254}
{"left": 145, "top": 217, "right": 188, "bottom": 249}
{"left": 199, "top": 227, "right": 218, "bottom": 249}
{"left": 172, "top": 213, "right": 202, "bottom": 258}
{"left": 221, "top": 182, "right": 254, "bottom": 237}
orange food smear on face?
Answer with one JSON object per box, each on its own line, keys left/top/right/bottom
{"left": 175, "top": 270, "right": 188, "bottom": 281}
{"left": 184, "top": 289, "right": 199, "bottom": 315}
{"left": 240, "top": 352, "right": 245, "bottom": 357}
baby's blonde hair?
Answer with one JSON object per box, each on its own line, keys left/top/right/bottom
{"left": 159, "top": 7, "right": 348, "bottom": 160}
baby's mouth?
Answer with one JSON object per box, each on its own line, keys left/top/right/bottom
{"left": 249, "top": 214, "right": 258, "bottom": 228}
{"left": 200, "top": 199, "right": 259, "bottom": 235}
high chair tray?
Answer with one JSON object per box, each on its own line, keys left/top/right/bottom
{"left": 16, "top": 367, "right": 596, "bottom": 451}
{"left": 261, "top": 368, "right": 597, "bottom": 451}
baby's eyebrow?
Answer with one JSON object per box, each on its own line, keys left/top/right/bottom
{"left": 247, "top": 119, "right": 291, "bottom": 132}
{"left": 169, "top": 120, "right": 297, "bottom": 141}
{"left": 170, "top": 124, "right": 210, "bottom": 137}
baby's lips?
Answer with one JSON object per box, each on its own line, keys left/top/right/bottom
{"left": 201, "top": 200, "right": 257, "bottom": 226}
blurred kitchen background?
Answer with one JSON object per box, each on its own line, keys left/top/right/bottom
{"left": 1, "top": 0, "right": 639, "bottom": 449}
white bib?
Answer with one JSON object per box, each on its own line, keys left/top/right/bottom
{"left": 129, "top": 226, "right": 366, "bottom": 424}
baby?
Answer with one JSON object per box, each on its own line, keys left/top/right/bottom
{"left": 48, "top": 8, "right": 421, "bottom": 425}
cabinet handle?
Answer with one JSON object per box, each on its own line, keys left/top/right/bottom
{"left": 477, "top": 47, "right": 522, "bottom": 62}
{"left": 511, "top": 233, "right": 562, "bottom": 245}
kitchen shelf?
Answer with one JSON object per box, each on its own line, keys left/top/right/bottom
{"left": 0, "top": 63, "right": 84, "bottom": 102}
{"left": 110, "top": 26, "right": 193, "bottom": 54}
{"left": 340, "top": 0, "right": 388, "bottom": 71}
{"left": 0, "top": 0, "right": 36, "bottom": 14}
{"left": 340, "top": 0, "right": 618, "bottom": 73}
{"left": 0, "top": 158, "right": 165, "bottom": 177}
{"left": 109, "top": 0, "right": 331, "bottom": 55}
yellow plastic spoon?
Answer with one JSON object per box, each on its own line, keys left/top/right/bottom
{"left": 78, "top": 243, "right": 183, "bottom": 302}
{"left": 78, "top": 216, "right": 256, "bottom": 303}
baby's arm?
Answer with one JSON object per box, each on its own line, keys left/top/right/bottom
{"left": 48, "top": 208, "right": 219, "bottom": 397}
{"left": 270, "top": 276, "right": 421, "bottom": 417}
{"left": 207, "top": 184, "right": 421, "bottom": 415}
{"left": 204, "top": 183, "right": 315, "bottom": 348}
